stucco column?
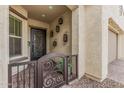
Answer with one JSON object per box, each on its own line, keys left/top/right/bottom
{"left": 78, "top": 6, "right": 86, "bottom": 79}
{"left": 72, "top": 6, "right": 86, "bottom": 79}
{"left": 72, "top": 8, "right": 78, "bottom": 55}
{"left": 85, "top": 6, "right": 105, "bottom": 81}
{"left": 101, "top": 6, "right": 109, "bottom": 80}
{"left": 0, "top": 5, "right": 9, "bottom": 87}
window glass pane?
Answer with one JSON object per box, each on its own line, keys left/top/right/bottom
{"left": 9, "top": 17, "right": 14, "bottom": 35}
{"left": 18, "top": 21, "right": 22, "bottom": 36}
{"left": 15, "top": 38, "right": 21, "bottom": 55}
{"left": 15, "top": 19, "right": 19, "bottom": 36}
{"left": 9, "top": 37, "right": 22, "bottom": 57}
{"left": 9, "top": 37, "right": 14, "bottom": 57}
{"left": 15, "top": 19, "right": 22, "bottom": 36}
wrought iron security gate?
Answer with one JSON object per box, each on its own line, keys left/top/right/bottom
{"left": 8, "top": 53, "right": 78, "bottom": 88}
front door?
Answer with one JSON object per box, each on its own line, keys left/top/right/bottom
{"left": 31, "top": 28, "right": 46, "bottom": 60}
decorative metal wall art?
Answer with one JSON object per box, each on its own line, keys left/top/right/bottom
{"left": 53, "top": 40, "right": 57, "bottom": 48}
{"left": 63, "top": 33, "right": 68, "bottom": 43}
{"left": 50, "top": 30, "right": 54, "bottom": 37}
{"left": 56, "top": 25, "right": 60, "bottom": 33}
{"left": 58, "top": 17, "right": 63, "bottom": 25}
{"left": 63, "top": 32, "right": 68, "bottom": 45}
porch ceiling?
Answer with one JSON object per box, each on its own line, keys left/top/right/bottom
{"left": 22, "top": 5, "right": 70, "bottom": 23}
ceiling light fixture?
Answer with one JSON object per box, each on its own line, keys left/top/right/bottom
{"left": 49, "top": 6, "right": 53, "bottom": 10}
{"left": 42, "top": 14, "right": 46, "bottom": 17}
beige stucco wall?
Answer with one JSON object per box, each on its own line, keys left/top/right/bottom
{"left": 28, "top": 19, "right": 50, "bottom": 56}
{"left": 0, "top": 5, "right": 9, "bottom": 87}
{"left": 85, "top": 6, "right": 103, "bottom": 81}
{"left": 49, "top": 11, "right": 72, "bottom": 55}
{"left": 78, "top": 6, "right": 86, "bottom": 79}
{"left": 72, "top": 8, "right": 78, "bottom": 55}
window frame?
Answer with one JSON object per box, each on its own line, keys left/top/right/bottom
{"left": 9, "top": 14, "right": 22, "bottom": 58}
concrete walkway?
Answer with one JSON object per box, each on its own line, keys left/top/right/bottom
{"left": 108, "top": 59, "right": 124, "bottom": 84}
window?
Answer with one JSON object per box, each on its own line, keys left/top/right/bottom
{"left": 9, "top": 15, "right": 22, "bottom": 57}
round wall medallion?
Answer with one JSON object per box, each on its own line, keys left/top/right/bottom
{"left": 53, "top": 40, "right": 57, "bottom": 47}
{"left": 58, "top": 17, "right": 63, "bottom": 25}
{"left": 56, "top": 25, "right": 60, "bottom": 33}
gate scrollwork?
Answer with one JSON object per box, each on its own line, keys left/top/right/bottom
{"left": 42, "top": 58, "right": 64, "bottom": 88}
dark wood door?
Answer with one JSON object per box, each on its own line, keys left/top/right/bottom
{"left": 31, "top": 28, "right": 46, "bottom": 60}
